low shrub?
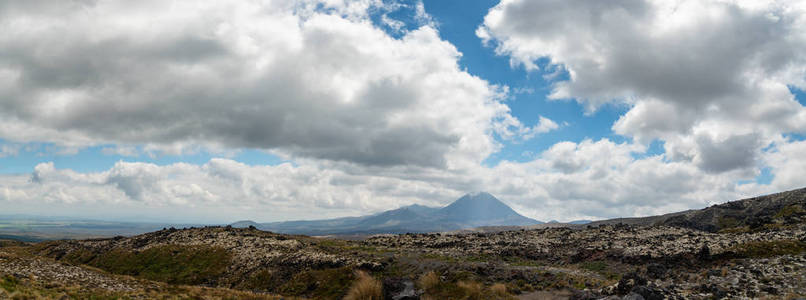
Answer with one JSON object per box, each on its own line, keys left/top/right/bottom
{"left": 278, "top": 267, "right": 355, "bottom": 299}
{"left": 344, "top": 271, "right": 382, "bottom": 300}
{"left": 75, "top": 245, "right": 231, "bottom": 285}
{"left": 490, "top": 283, "right": 508, "bottom": 296}
{"left": 457, "top": 281, "right": 483, "bottom": 299}
{"left": 729, "top": 240, "right": 806, "bottom": 258}
{"left": 418, "top": 271, "right": 440, "bottom": 292}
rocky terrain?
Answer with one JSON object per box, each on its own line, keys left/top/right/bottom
{"left": 0, "top": 188, "right": 804, "bottom": 299}
{"left": 0, "top": 242, "right": 286, "bottom": 299}
{"left": 365, "top": 224, "right": 806, "bottom": 299}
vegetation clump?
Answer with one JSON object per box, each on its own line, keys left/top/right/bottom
{"left": 580, "top": 260, "right": 608, "bottom": 272}
{"left": 67, "top": 245, "right": 231, "bottom": 285}
{"left": 278, "top": 267, "right": 355, "bottom": 299}
{"left": 729, "top": 240, "right": 806, "bottom": 258}
{"left": 490, "top": 283, "right": 508, "bottom": 296}
{"left": 0, "top": 275, "right": 19, "bottom": 293}
{"left": 344, "top": 271, "right": 383, "bottom": 300}
{"left": 417, "top": 271, "right": 514, "bottom": 300}
{"left": 775, "top": 204, "right": 805, "bottom": 219}
{"left": 418, "top": 271, "right": 440, "bottom": 292}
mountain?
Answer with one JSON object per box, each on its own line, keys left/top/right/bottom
{"left": 437, "top": 192, "right": 539, "bottom": 227}
{"left": 237, "top": 192, "right": 542, "bottom": 235}
{"left": 229, "top": 220, "right": 260, "bottom": 228}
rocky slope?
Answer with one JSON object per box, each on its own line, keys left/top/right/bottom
{"left": 660, "top": 187, "right": 806, "bottom": 232}
{"left": 585, "top": 187, "right": 806, "bottom": 232}
{"left": 31, "top": 226, "right": 380, "bottom": 293}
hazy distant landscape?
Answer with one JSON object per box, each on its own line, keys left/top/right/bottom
{"left": 235, "top": 192, "right": 543, "bottom": 236}
{"left": 0, "top": 216, "right": 207, "bottom": 242}
{"left": 0, "top": 193, "right": 543, "bottom": 241}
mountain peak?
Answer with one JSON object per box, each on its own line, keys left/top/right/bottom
{"left": 467, "top": 191, "right": 492, "bottom": 196}
{"left": 439, "top": 192, "right": 541, "bottom": 227}
{"left": 230, "top": 220, "right": 259, "bottom": 228}
{"left": 456, "top": 191, "right": 499, "bottom": 202}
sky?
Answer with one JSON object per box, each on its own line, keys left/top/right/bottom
{"left": 1, "top": 0, "right": 805, "bottom": 223}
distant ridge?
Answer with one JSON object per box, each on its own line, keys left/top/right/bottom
{"left": 229, "top": 220, "right": 260, "bottom": 228}
{"left": 233, "top": 192, "right": 542, "bottom": 235}
{"left": 582, "top": 187, "right": 806, "bottom": 232}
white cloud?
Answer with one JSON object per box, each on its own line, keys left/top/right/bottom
{"left": 3, "top": 137, "right": 794, "bottom": 223}
{"left": 522, "top": 116, "right": 560, "bottom": 140}
{"left": 493, "top": 113, "right": 559, "bottom": 142}
{"left": 0, "top": 0, "right": 540, "bottom": 169}
{"left": 101, "top": 146, "right": 140, "bottom": 157}
{"left": 761, "top": 138, "right": 806, "bottom": 191}
{"left": 478, "top": 0, "right": 806, "bottom": 174}
{"left": 479, "top": 138, "right": 793, "bottom": 222}
{"left": 0, "top": 144, "right": 19, "bottom": 158}
{"left": 3, "top": 158, "right": 463, "bottom": 222}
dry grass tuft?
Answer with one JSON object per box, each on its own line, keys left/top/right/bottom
{"left": 343, "top": 271, "right": 382, "bottom": 300}
{"left": 490, "top": 283, "right": 508, "bottom": 296}
{"left": 457, "top": 280, "right": 483, "bottom": 299}
{"left": 418, "top": 271, "right": 440, "bottom": 291}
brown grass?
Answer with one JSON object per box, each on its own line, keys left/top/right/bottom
{"left": 490, "top": 283, "right": 508, "bottom": 296}
{"left": 457, "top": 281, "right": 483, "bottom": 299}
{"left": 343, "top": 271, "right": 382, "bottom": 300}
{"left": 418, "top": 271, "right": 441, "bottom": 292}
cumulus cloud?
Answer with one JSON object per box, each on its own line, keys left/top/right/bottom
{"left": 3, "top": 158, "right": 463, "bottom": 222}
{"left": 761, "top": 138, "right": 806, "bottom": 191}
{"left": 0, "top": 0, "right": 545, "bottom": 169}
{"left": 2, "top": 137, "right": 793, "bottom": 222}
{"left": 479, "top": 0, "right": 806, "bottom": 174}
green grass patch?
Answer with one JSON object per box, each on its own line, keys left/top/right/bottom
{"left": 62, "top": 248, "right": 97, "bottom": 264}
{"left": 63, "top": 245, "right": 231, "bottom": 285}
{"left": 505, "top": 257, "right": 542, "bottom": 267}
{"left": 775, "top": 205, "right": 805, "bottom": 219}
{"left": 730, "top": 240, "right": 806, "bottom": 258}
{"left": 580, "top": 260, "right": 608, "bottom": 272}
{"left": 314, "top": 238, "right": 349, "bottom": 250}
{"left": 278, "top": 267, "right": 355, "bottom": 299}
{"left": 717, "top": 216, "right": 741, "bottom": 230}
{"left": 1, "top": 275, "right": 19, "bottom": 293}
{"left": 577, "top": 261, "right": 621, "bottom": 281}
